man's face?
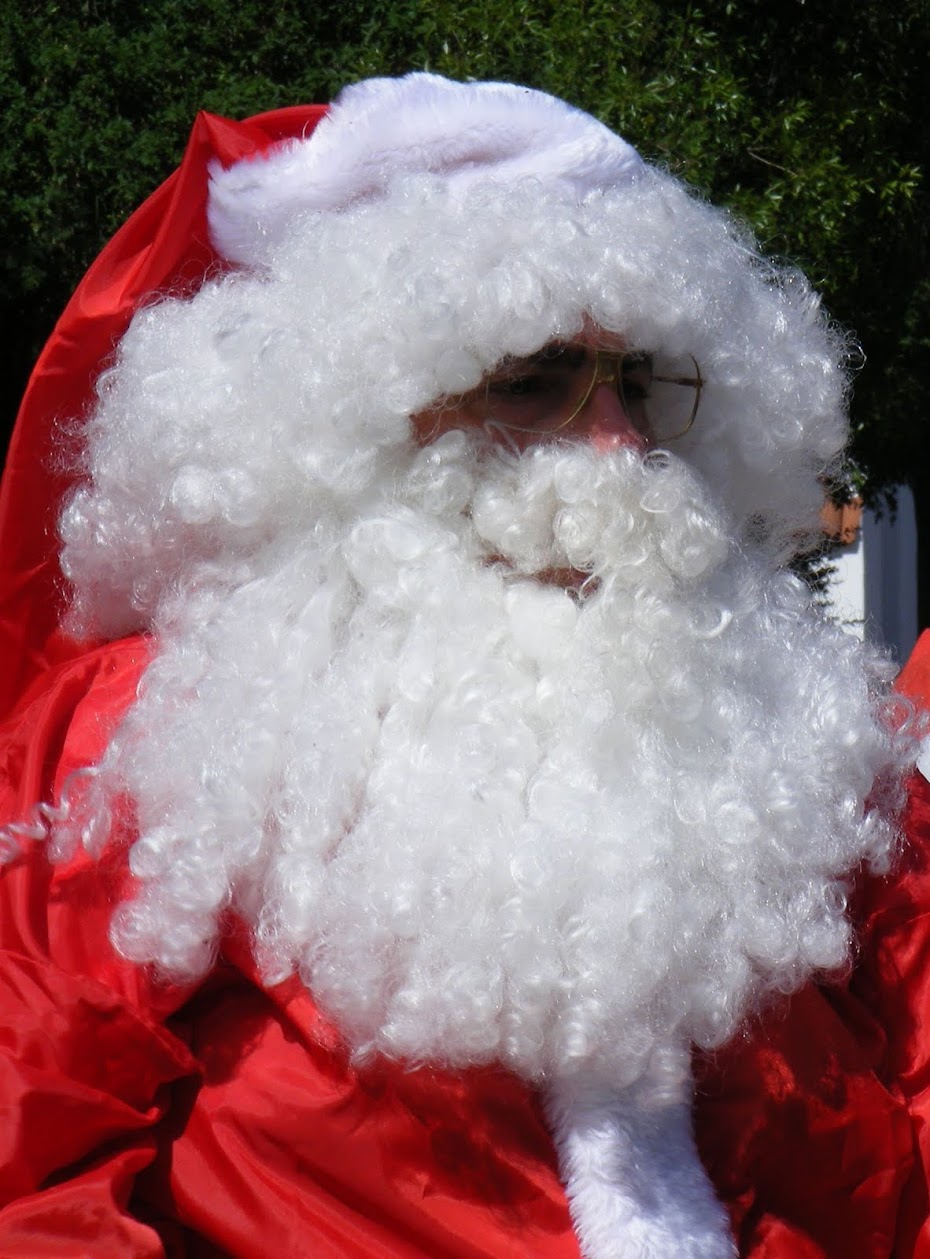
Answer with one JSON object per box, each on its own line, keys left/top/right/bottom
{"left": 411, "top": 331, "right": 652, "bottom": 455}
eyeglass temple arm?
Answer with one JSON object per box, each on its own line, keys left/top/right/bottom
{"left": 650, "top": 356, "right": 704, "bottom": 391}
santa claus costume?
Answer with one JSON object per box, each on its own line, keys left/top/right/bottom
{"left": 1, "top": 75, "right": 929, "bottom": 1259}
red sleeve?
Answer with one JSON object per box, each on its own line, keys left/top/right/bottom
{"left": 849, "top": 629, "right": 930, "bottom": 1256}
{"left": 0, "top": 639, "right": 199, "bottom": 1257}
{"left": 137, "top": 955, "right": 582, "bottom": 1259}
{"left": 694, "top": 979, "right": 913, "bottom": 1257}
{"left": 691, "top": 631, "right": 930, "bottom": 1259}
{"left": 0, "top": 639, "right": 578, "bottom": 1259}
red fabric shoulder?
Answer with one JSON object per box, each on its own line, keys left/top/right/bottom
{"left": 0, "top": 103, "right": 327, "bottom": 720}
{"left": 0, "top": 638, "right": 577, "bottom": 1257}
{"left": 0, "top": 633, "right": 193, "bottom": 1013}
{"left": 0, "top": 636, "right": 200, "bottom": 1256}
{"left": 685, "top": 635, "right": 930, "bottom": 1257}
{"left": 896, "top": 629, "right": 930, "bottom": 708}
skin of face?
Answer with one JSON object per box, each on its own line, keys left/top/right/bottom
{"left": 410, "top": 329, "right": 649, "bottom": 455}
{"left": 410, "top": 330, "right": 649, "bottom": 591}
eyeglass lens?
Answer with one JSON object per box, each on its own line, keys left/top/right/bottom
{"left": 479, "top": 345, "right": 700, "bottom": 440}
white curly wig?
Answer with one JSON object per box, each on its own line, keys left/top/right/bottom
{"left": 49, "top": 74, "right": 911, "bottom": 1259}
{"left": 61, "top": 74, "right": 848, "bottom": 640}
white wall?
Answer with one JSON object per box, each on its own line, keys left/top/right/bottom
{"left": 827, "top": 486, "right": 918, "bottom": 665}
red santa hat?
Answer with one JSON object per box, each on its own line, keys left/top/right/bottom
{"left": 0, "top": 105, "right": 325, "bottom": 717}
{"left": 208, "top": 74, "right": 642, "bottom": 266}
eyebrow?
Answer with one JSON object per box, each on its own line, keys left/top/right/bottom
{"left": 534, "top": 342, "right": 574, "bottom": 360}
{"left": 497, "top": 343, "right": 585, "bottom": 368}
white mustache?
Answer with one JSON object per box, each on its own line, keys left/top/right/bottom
{"left": 360, "top": 435, "right": 732, "bottom": 595}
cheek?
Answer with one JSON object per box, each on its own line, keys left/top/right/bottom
{"left": 410, "top": 412, "right": 539, "bottom": 455}
{"left": 410, "top": 410, "right": 444, "bottom": 445}
{"left": 410, "top": 404, "right": 484, "bottom": 446}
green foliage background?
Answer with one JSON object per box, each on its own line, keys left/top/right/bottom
{"left": 2, "top": 0, "right": 928, "bottom": 513}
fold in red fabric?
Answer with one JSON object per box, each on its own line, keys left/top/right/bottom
{"left": 0, "top": 639, "right": 580, "bottom": 1257}
{"left": 1, "top": 632, "right": 930, "bottom": 1256}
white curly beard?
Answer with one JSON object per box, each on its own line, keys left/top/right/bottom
{"left": 80, "top": 433, "right": 905, "bottom": 1259}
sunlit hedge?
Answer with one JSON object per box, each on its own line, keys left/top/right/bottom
{"left": 2, "top": 0, "right": 927, "bottom": 499}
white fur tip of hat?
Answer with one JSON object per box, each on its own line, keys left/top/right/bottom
{"left": 208, "top": 72, "right": 644, "bottom": 266}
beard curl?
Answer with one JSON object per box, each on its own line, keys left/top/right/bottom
{"left": 78, "top": 435, "right": 910, "bottom": 1088}
{"left": 462, "top": 439, "right": 731, "bottom": 588}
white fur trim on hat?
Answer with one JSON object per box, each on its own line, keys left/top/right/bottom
{"left": 208, "top": 73, "right": 643, "bottom": 266}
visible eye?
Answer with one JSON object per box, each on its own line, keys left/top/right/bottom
{"left": 488, "top": 371, "right": 552, "bottom": 399}
{"left": 483, "top": 346, "right": 591, "bottom": 429}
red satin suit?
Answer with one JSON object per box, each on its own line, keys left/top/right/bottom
{"left": 2, "top": 105, "right": 930, "bottom": 1258}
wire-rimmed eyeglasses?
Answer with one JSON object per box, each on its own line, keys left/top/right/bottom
{"left": 459, "top": 343, "right": 703, "bottom": 443}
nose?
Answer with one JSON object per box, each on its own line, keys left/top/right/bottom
{"left": 573, "top": 380, "right": 649, "bottom": 454}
